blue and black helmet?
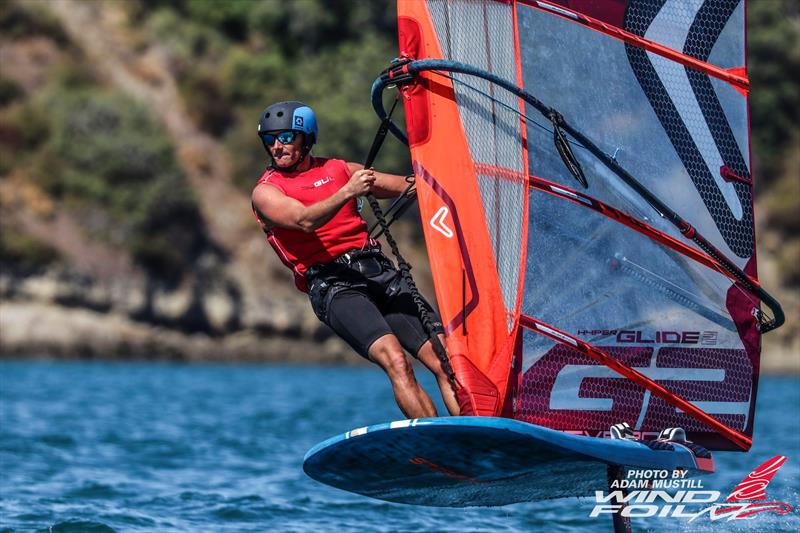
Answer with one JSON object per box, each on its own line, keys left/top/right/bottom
{"left": 257, "top": 101, "right": 318, "bottom": 151}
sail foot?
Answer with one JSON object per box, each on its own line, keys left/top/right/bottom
{"left": 451, "top": 354, "right": 499, "bottom": 416}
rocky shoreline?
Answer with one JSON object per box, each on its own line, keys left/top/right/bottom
{"left": 1, "top": 269, "right": 796, "bottom": 373}
{"left": 0, "top": 268, "right": 358, "bottom": 364}
{"left": 0, "top": 301, "right": 361, "bottom": 364}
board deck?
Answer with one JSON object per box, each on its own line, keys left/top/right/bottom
{"left": 303, "top": 417, "right": 714, "bottom": 507}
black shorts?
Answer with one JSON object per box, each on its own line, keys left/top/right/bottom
{"left": 307, "top": 253, "right": 443, "bottom": 360}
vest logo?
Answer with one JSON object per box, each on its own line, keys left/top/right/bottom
{"left": 313, "top": 176, "right": 333, "bottom": 188}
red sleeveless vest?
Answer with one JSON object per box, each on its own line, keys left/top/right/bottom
{"left": 253, "top": 157, "right": 373, "bottom": 292}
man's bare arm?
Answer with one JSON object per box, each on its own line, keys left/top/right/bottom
{"left": 252, "top": 170, "right": 375, "bottom": 232}
{"left": 347, "top": 163, "right": 411, "bottom": 199}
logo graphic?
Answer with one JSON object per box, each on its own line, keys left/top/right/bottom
{"left": 729, "top": 455, "right": 786, "bottom": 501}
{"left": 522, "top": 344, "right": 751, "bottom": 432}
{"left": 313, "top": 176, "right": 333, "bottom": 188}
{"left": 294, "top": 116, "right": 304, "bottom": 128}
{"left": 591, "top": 455, "right": 794, "bottom": 521}
{"left": 430, "top": 206, "right": 454, "bottom": 238}
{"left": 691, "top": 455, "right": 793, "bottom": 521}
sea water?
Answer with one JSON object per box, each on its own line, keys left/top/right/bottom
{"left": 1, "top": 360, "right": 798, "bottom": 532}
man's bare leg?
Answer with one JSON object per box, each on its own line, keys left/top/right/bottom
{"left": 416, "top": 335, "right": 460, "bottom": 416}
{"left": 369, "top": 334, "right": 438, "bottom": 419}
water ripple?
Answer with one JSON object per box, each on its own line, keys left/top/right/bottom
{"left": 1, "top": 361, "right": 797, "bottom": 532}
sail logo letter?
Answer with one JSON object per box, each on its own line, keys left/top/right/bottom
{"left": 616, "top": 330, "right": 702, "bottom": 344}
{"left": 430, "top": 206, "right": 454, "bottom": 238}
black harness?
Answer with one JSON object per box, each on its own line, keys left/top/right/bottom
{"left": 306, "top": 246, "right": 401, "bottom": 323}
{"left": 306, "top": 245, "right": 387, "bottom": 281}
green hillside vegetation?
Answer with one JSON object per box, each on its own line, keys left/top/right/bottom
{"left": 0, "top": 0, "right": 797, "bottom": 313}
{"left": 748, "top": 0, "right": 800, "bottom": 290}
{"left": 130, "top": 0, "right": 410, "bottom": 192}
{"left": 1, "top": 76, "right": 206, "bottom": 280}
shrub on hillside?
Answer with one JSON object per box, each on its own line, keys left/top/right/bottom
{"left": 748, "top": 0, "right": 800, "bottom": 185}
{"left": 35, "top": 88, "right": 207, "bottom": 280}
{"left": 0, "top": 224, "right": 61, "bottom": 272}
{"left": 0, "top": 0, "right": 70, "bottom": 45}
{"left": 178, "top": 67, "right": 232, "bottom": 136}
{"left": 0, "top": 76, "right": 23, "bottom": 107}
{"left": 0, "top": 100, "right": 50, "bottom": 175}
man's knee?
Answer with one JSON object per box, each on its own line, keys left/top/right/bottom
{"left": 371, "top": 337, "right": 415, "bottom": 384}
{"left": 388, "top": 356, "right": 415, "bottom": 387}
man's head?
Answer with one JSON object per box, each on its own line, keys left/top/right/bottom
{"left": 258, "top": 101, "right": 318, "bottom": 170}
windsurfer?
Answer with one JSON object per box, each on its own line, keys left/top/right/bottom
{"left": 251, "top": 101, "right": 460, "bottom": 418}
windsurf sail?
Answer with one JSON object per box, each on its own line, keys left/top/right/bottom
{"left": 372, "top": 0, "right": 784, "bottom": 451}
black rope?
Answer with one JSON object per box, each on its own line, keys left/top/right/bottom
{"left": 363, "top": 95, "right": 458, "bottom": 392}
{"left": 369, "top": 178, "right": 416, "bottom": 238}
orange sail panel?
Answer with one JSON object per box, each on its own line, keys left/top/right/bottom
{"left": 398, "top": 1, "right": 529, "bottom": 416}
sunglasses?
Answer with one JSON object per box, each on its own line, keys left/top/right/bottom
{"left": 261, "top": 131, "right": 298, "bottom": 146}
